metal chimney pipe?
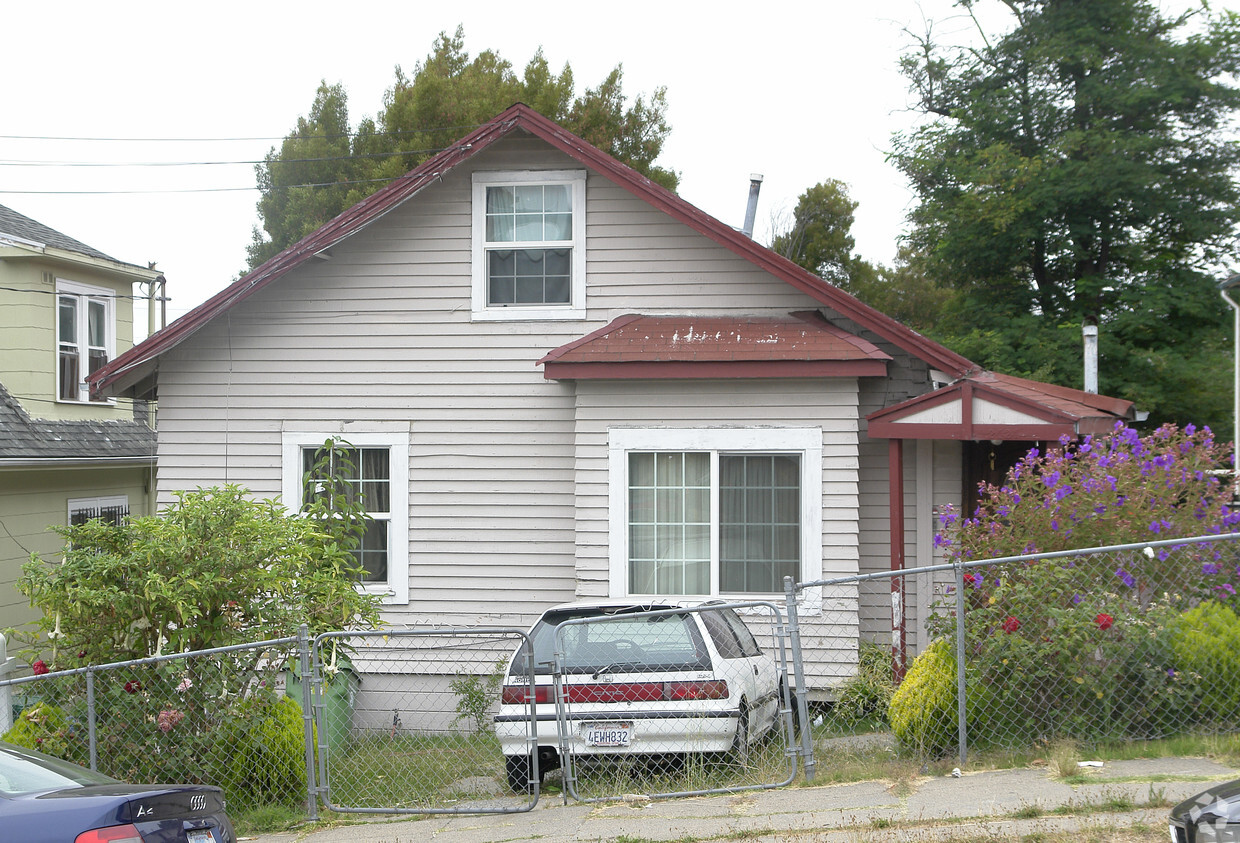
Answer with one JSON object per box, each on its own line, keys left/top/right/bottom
{"left": 1082, "top": 324, "right": 1099, "bottom": 394}
{"left": 741, "top": 174, "right": 764, "bottom": 238}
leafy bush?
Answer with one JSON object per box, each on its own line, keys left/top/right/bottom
{"left": 834, "top": 641, "right": 896, "bottom": 723}
{"left": 1170, "top": 601, "right": 1240, "bottom": 724}
{"left": 925, "top": 424, "right": 1240, "bottom": 749}
{"left": 2, "top": 702, "right": 75, "bottom": 757}
{"left": 889, "top": 639, "right": 959, "bottom": 756}
{"left": 212, "top": 695, "right": 308, "bottom": 807}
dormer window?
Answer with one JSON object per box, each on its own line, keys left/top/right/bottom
{"left": 471, "top": 170, "right": 586, "bottom": 321}
{"left": 56, "top": 280, "right": 114, "bottom": 403}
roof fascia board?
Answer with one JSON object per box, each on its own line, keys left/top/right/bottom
{"left": 542, "top": 359, "right": 889, "bottom": 380}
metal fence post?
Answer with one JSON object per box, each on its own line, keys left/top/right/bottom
{"left": 85, "top": 668, "right": 97, "bottom": 772}
{"left": 298, "top": 624, "right": 318, "bottom": 822}
{"left": 0, "top": 634, "right": 13, "bottom": 736}
{"left": 783, "top": 576, "right": 815, "bottom": 782}
{"left": 955, "top": 561, "right": 968, "bottom": 768}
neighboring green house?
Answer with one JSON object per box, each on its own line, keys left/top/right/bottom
{"left": 0, "top": 203, "right": 160, "bottom": 634}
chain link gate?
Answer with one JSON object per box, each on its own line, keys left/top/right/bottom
{"left": 310, "top": 628, "right": 539, "bottom": 815}
{"left": 546, "top": 601, "right": 798, "bottom": 801}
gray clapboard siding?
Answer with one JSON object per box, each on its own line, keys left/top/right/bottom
{"left": 150, "top": 135, "right": 937, "bottom": 684}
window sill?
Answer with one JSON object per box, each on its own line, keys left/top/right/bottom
{"left": 471, "top": 306, "right": 586, "bottom": 322}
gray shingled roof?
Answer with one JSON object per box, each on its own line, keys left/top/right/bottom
{"left": 0, "top": 202, "right": 120, "bottom": 264}
{"left": 0, "top": 381, "right": 156, "bottom": 463}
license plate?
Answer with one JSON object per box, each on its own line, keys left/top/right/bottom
{"left": 187, "top": 830, "right": 214, "bottom": 843}
{"left": 584, "top": 721, "right": 632, "bottom": 747}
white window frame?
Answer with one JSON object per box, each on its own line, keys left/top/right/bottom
{"left": 67, "top": 495, "right": 129, "bottom": 525}
{"left": 608, "top": 427, "right": 823, "bottom": 598}
{"left": 471, "top": 169, "right": 587, "bottom": 321}
{"left": 56, "top": 279, "right": 115, "bottom": 404}
{"left": 281, "top": 428, "right": 409, "bottom": 605}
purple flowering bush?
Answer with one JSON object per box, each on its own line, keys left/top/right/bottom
{"left": 924, "top": 423, "right": 1238, "bottom": 748}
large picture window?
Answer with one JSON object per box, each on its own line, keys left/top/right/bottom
{"left": 610, "top": 429, "right": 822, "bottom": 597}
{"left": 56, "top": 280, "right": 114, "bottom": 403}
{"left": 472, "top": 170, "right": 586, "bottom": 321}
{"left": 282, "top": 429, "right": 409, "bottom": 605}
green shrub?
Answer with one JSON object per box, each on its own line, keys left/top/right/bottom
{"left": 834, "top": 641, "right": 896, "bottom": 723}
{"left": 1171, "top": 601, "right": 1240, "bottom": 723}
{"left": 212, "top": 695, "right": 308, "bottom": 808}
{"left": 889, "top": 639, "right": 959, "bottom": 757}
{"left": 2, "top": 702, "right": 77, "bottom": 757}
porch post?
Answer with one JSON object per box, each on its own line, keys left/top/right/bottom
{"left": 889, "top": 437, "right": 907, "bottom": 682}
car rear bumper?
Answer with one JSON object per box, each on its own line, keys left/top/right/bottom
{"left": 496, "top": 707, "right": 739, "bottom": 756}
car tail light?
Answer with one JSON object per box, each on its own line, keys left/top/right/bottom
{"left": 501, "top": 684, "right": 554, "bottom": 704}
{"left": 666, "top": 680, "right": 729, "bottom": 700}
{"left": 74, "top": 826, "right": 144, "bottom": 843}
{"left": 504, "top": 680, "right": 729, "bottom": 704}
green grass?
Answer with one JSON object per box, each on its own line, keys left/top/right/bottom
{"left": 322, "top": 730, "right": 511, "bottom": 809}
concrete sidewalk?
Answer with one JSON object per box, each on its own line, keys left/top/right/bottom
{"left": 244, "top": 757, "right": 1236, "bottom": 843}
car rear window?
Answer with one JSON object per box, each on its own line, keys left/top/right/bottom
{"left": 512, "top": 609, "right": 710, "bottom": 675}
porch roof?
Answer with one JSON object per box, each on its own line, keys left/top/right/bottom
{"left": 538, "top": 312, "right": 892, "bottom": 380}
{"left": 866, "top": 370, "right": 1135, "bottom": 441}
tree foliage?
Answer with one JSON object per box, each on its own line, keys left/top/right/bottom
{"left": 772, "top": 181, "right": 954, "bottom": 333}
{"left": 893, "top": 0, "right": 1240, "bottom": 428}
{"left": 19, "top": 473, "right": 383, "bottom": 665}
{"left": 248, "top": 27, "right": 677, "bottom": 269}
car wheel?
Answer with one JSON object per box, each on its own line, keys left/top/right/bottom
{"left": 505, "top": 755, "right": 534, "bottom": 794}
{"left": 731, "top": 702, "right": 750, "bottom": 767}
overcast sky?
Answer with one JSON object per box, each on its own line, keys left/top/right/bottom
{"left": 0, "top": 0, "right": 1196, "bottom": 334}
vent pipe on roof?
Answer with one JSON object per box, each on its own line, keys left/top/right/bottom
{"left": 741, "top": 174, "right": 764, "bottom": 239}
{"left": 1083, "top": 323, "right": 1099, "bottom": 394}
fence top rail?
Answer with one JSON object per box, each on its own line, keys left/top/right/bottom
{"left": 314, "top": 627, "right": 531, "bottom": 647}
{"left": 0, "top": 635, "right": 301, "bottom": 689}
{"left": 792, "top": 531, "right": 1240, "bottom": 592}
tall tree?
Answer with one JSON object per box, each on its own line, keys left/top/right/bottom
{"left": 892, "top": 0, "right": 1240, "bottom": 428}
{"left": 248, "top": 27, "right": 677, "bottom": 269}
{"left": 772, "top": 181, "right": 954, "bottom": 333}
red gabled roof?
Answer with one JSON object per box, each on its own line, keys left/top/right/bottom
{"left": 866, "top": 370, "right": 1135, "bottom": 441}
{"left": 538, "top": 311, "right": 891, "bottom": 380}
{"left": 91, "top": 102, "right": 975, "bottom": 397}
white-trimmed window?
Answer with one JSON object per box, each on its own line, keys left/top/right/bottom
{"left": 68, "top": 495, "right": 129, "bottom": 527}
{"left": 281, "top": 430, "right": 409, "bottom": 605}
{"left": 609, "top": 428, "right": 823, "bottom": 597}
{"left": 471, "top": 170, "right": 586, "bottom": 321}
{"left": 56, "top": 280, "right": 114, "bottom": 403}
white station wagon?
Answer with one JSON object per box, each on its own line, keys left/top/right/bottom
{"left": 495, "top": 600, "right": 782, "bottom": 792}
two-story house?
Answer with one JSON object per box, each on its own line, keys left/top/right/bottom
{"left": 0, "top": 203, "right": 160, "bottom": 633}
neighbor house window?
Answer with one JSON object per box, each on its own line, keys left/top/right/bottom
{"left": 471, "top": 170, "right": 586, "bottom": 321}
{"left": 609, "top": 428, "right": 822, "bottom": 597}
{"left": 68, "top": 496, "right": 129, "bottom": 527}
{"left": 56, "top": 280, "right": 114, "bottom": 403}
{"left": 282, "top": 429, "right": 409, "bottom": 605}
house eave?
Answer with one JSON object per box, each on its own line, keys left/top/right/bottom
{"left": 543, "top": 359, "right": 890, "bottom": 381}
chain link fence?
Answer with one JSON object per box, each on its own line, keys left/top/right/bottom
{"left": 311, "top": 628, "right": 537, "bottom": 815}
{"left": 0, "top": 636, "right": 311, "bottom": 813}
{"left": 789, "top": 533, "right": 1240, "bottom": 772}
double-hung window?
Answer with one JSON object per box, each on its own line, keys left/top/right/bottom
{"left": 609, "top": 428, "right": 822, "bottom": 597}
{"left": 282, "top": 429, "right": 409, "bottom": 605}
{"left": 56, "top": 280, "right": 114, "bottom": 403}
{"left": 471, "top": 170, "right": 586, "bottom": 321}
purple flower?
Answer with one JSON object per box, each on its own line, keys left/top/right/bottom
{"left": 1115, "top": 568, "right": 1136, "bottom": 589}
{"left": 1203, "top": 563, "right": 1221, "bottom": 576}
{"left": 1218, "top": 583, "right": 1236, "bottom": 596}
{"left": 1071, "top": 594, "right": 1083, "bottom": 605}
{"left": 1043, "top": 471, "right": 1061, "bottom": 488}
